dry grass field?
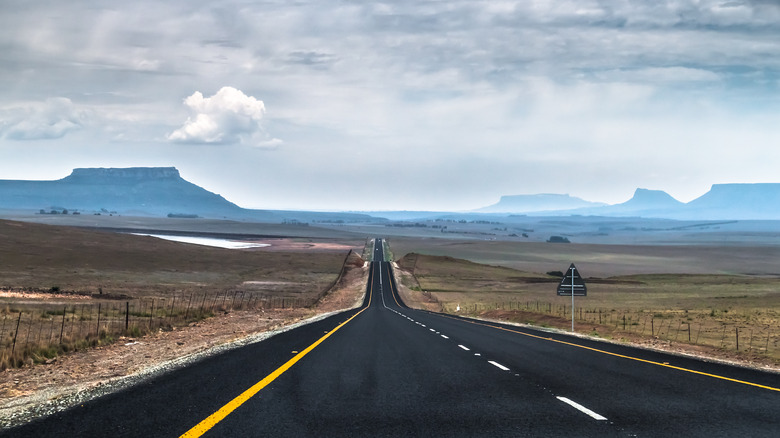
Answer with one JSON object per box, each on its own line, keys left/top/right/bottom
{"left": 390, "top": 238, "right": 780, "bottom": 365}
{"left": 0, "top": 220, "right": 364, "bottom": 297}
{"left": 0, "top": 219, "right": 367, "bottom": 369}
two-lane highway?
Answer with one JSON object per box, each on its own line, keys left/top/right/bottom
{"left": 3, "top": 238, "right": 779, "bottom": 437}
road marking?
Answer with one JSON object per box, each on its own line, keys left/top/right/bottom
{"left": 430, "top": 328, "right": 435, "bottom": 332}
{"left": 556, "top": 396, "right": 607, "bottom": 421}
{"left": 434, "top": 313, "right": 780, "bottom": 393}
{"left": 441, "top": 335, "right": 449, "bottom": 339}
{"left": 475, "top": 353, "right": 481, "bottom": 356}
{"left": 489, "top": 361, "right": 510, "bottom": 371}
{"left": 179, "top": 274, "right": 374, "bottom": 437}
{"left": 458, "top": 345, "right": 470, "bottom": 351}
{"left": 385, "top": 263, "right": 403, "bottom": 307}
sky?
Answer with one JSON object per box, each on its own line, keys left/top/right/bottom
{"left": 2, "top": 0, "right": 780, "bottom": 211}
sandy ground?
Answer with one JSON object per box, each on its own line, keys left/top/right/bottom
{"left": 0, "top": 263, "right": 369, "bottom": 430}
{"left": 0, "top": 291, "right": 91, "bottom": 301}
{"left": 250, "top": 238, "right": 359, "bottom": 252}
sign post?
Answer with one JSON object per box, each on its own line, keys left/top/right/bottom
{"left": 556, "top": 263, "right": 587, "bottom": 332}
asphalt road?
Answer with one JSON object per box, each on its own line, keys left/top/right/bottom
{"left": 4, "top": 239, "right": 779, "bottom": 437}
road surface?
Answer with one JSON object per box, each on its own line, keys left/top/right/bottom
{"left": 3, "top": 239, "right": 779, "bottom": 437}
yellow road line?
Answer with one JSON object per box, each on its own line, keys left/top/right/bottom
{"left": 385, "top": 263, "right": 402, "bottom": 308}
{"left": 435, "top": 313, "right": 780, "bottom": 393}
{"left": 180, "top": 271, "right": 374, "bottom": 437}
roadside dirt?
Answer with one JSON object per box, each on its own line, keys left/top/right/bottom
{"left": 392, "top": 262, "right": 443, "bottom": 312}
{"left": 0, "top": 260, "right": 369, "bottom": 429}
{"left": 251, "top": 238, "right": 358, "bottom": 252}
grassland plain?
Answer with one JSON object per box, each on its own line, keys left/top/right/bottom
{"left": 389, "top": 238, "right": 780, "bottom": 368}
{"left": 0, "top": 219, "right": 367, "bottom": 369}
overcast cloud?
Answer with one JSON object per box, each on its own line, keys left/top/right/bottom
{"left": 2, "top": 0, "right": 780, "bottom": 210}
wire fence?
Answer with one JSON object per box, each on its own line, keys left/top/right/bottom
{"left": 0, "top": 291, "right": 315, "bottom": 369}
{"left": 448, "top": 301, "right": 779, "bottom": 359}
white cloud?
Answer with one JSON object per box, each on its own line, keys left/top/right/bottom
{"left": 168, "top": 86, "right": 280, "bottom": 147}
{"left": 0, "top": 98, "right": 89, "bottom": 140}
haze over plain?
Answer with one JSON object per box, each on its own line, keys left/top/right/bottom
{"left": 2, "top": 1, "right": 780, "bottom": 211}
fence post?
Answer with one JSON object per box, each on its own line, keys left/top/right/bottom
{"left": 23, "top": 313, "right": 32, "bottom": 352}
{"left": 766, "top": 331, "right": 770, "bottom": 354}
{"left": 96, "top": 303, "right": 102, "bottom": 336}
{"left": 78, "top": 305, "right": 84, "bottom": 339}
{"left": 11, "top": 312, "right": 22, "bottom": 354}
{"left": 695, "top": 323, "right": 702, "bottom": 344}
{"left": 125, "top": 302, "right": 130, "bottom": 331}
{"left": 59, "top": 306, "right": 66, "bottom": 344}
{"left": 48, "top": 315, "right": 56, "bottom": 344}
{"left": 149, "top": 299, "right": 155, "bottom": 330}
{"left": 169, "top": 295, "right": 177, "bottom": 323}
{"left": 735, "top": 327, "right": 739, "bottom": 351}
{"left": 185, "top": 294, "right": 193, "bottom": 321}
{"left": 36, "top": 315, "right": 44, "bottom": 345}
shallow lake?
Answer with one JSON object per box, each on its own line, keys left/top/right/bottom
{"left": 132, "top": 233, "right": 270, "bottom": 249}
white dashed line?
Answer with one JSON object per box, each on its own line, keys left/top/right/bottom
{"left": 474, "top": 353, "right": 481, "bottom": 356}
{"left": 556, "top": 397, "right": 608, "bottom": 421}
{"left": 489, "top": 361, "right": 509, "bottom": 371}
{"left": 429, "top": 328, "right": 435, "bottom": 332}
{"left": 458, "top": 345, "right": 470, "bottom": 351}
{"left": 441, "top": 335, "right": 449, "bottom": 339}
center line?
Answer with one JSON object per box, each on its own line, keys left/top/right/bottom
{"left": 556, "top": 396, "right": 608, "bottom": 421}
{"left": 489, "top": 361, "right": 509, "bottom": 371}
{"left": 441, "top": 335, "right": 449, "bottom": 339}
{"left": 458, "top": 345, "right": 470, "bottom": 351}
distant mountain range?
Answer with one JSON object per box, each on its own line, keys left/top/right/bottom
{"left": 482, "top": 185, "right": 780, "bottom": 220}
{"left": 2, "top": 167, "right": 780, "bottom": 221}
{"left": 0, "top": 167, "right": 379, "bottom": 223}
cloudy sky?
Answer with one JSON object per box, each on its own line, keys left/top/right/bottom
{"left": 2, "top": 0, "right": 780, "bottom": 211}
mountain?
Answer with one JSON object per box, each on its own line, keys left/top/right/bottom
{"left": 683, "top": 183, "right": 780, "bottom": 220}
{"left": 0, "top": 167, "right": 244, "bottom": 217}
{"left": 476, "top": 194, "right": 605, "bottom": 213}
{"left": 578, "top": 188, "right": 684, "bottom": 217}
{"left": 614, "top": 188, "right": 683, "bottom": 210}
{"left": 476, "top": 184, "right": 780, "bottom": 220}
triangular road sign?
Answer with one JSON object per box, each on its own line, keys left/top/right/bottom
{"left": 557, "top": 263, "right": 587, "bottom": 296}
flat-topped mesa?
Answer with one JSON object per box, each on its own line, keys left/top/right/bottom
{"left": 62, "top": 167, "right": 182, "bottom": 183}
{"left": 478, "top": 193, "right": 605, "bottom": 213}
{"left": 620, "top": 188, "right": 682, "bottom": 208}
